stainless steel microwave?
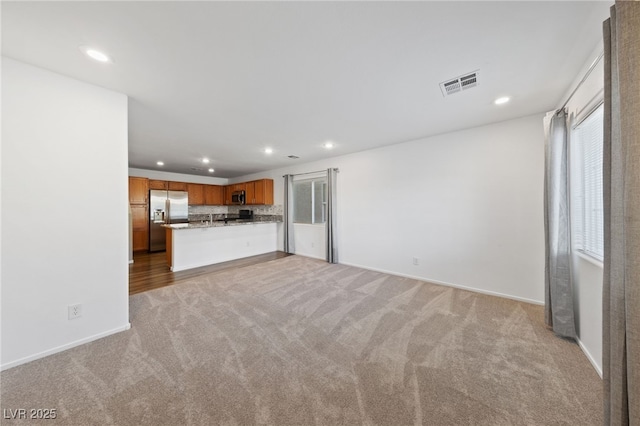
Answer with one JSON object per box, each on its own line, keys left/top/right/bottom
{"left": 231, "top": 190, "right": 245, "bottom": 205}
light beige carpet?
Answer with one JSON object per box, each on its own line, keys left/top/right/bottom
{"left": 1, "top": 255, "right": 602, "bottom": 425}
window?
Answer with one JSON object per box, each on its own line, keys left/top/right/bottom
{"left": 293, "top": 178, "right": 327, "bottom": 224}
{"left": 571, "top": 103, "right": 604, "bottom": 261}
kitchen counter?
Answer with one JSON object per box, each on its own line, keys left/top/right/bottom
{"left": 165, "top": 216, "right": 282, "bottom": 230}
{"left": 164, "top": 219, "right": 281, "bottom": 272}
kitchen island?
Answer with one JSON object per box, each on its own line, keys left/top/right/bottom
{"left": 164, "top": 217, "right": 281, "bottom": 272}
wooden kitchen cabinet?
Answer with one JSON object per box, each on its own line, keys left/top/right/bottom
{"left": 150, "top": 180, "right": 188, "bottom": 191}
{"left": 204, "top": 185, "right": 223, "bottom": 205}
{"left": 224, "top": 186, "right": 232, "bottom": 205}
{"left": 245, "top": 179, "right": 274, "bottom": 205}
{"left": 229, "top": 183, "right": 246, "bottom": 192}
{"left": 129, "top": 177, "right": 150, "bottom": 251}
{"left": 168, "top": 181, "right": 188, "bottom": 191}
{"left": 128, "top": 177, "right": 149, "bottom": 204}
{"left": 130, "top": 203, "right": 149, "bottom": 252}
{"left": 223, "top": 180, "right": 273, "bottom": 205}
{"left": 149, "top": 179, "right": 168, "bottom": 190}
{"left": 245, "top": 182, "right": 255, "bottom": 205}
{"left": 223, "top": 183, "right": 246, "bottom": 205}
{"left": 187, "top": 183, "right": 205, "bottom": 205}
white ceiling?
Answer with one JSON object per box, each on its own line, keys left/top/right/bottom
{"left": 2, "top": 1, "right": 612, "bottom": 178}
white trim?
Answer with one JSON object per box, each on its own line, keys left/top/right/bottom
{"left": 577, "top": 337, "right": 603, "bottom": 378}
{"left": 575, "top": 250, "right": 604, "bottom": 269}
{"left": 339, "top": 261, "right": 544, "bottom": 306}
{"left": 0, "top": 323, "right": 131, "bottom": 371}
{"left": 129, "top": 259, "right": 134, "bottom": 264}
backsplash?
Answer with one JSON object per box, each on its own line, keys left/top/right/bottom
{"left": 189, "top": 205, "right": 228, "bottom": 215}
{"left": 189, "top": 204, "right": 283, "bottom": 217}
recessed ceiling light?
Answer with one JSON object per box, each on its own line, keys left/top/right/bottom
{"left": 494, "top": 96, "right": 510, "bottom": 105}
{"left": 208, "top": 168, "right": 214, "bottom": 173}
{"left": 324, "top": 141, "right": 335, "bottom": 149}
{"left": 156, "top": 161, "right": 164, "bottom": 166}
{"left": 264, "top": 147, "right": 273, "bottom": 154}
{"left": 202, "top": 158, "right": 210, "bottom": 164}
{"left": 79, "top": 46, "right": 112, "bottom": 63}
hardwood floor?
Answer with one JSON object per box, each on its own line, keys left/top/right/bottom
{"left": 129, "top": 250, "right": 291, "bottom": 295}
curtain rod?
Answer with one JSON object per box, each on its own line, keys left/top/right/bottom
{"left": 557, "top": 51, "right": 604, "bottom": 114}
{"left": 283, "top": 168, "right": 339, "bottom": 178}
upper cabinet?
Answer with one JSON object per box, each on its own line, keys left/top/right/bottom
{"left": 223, "top": 179, "right": 273, "bottom": 205}
{"left": 187, "top": 183, "right": 205, "bottom": 205}
{"left": 149, "top": 180, "right": 188, "bottom": 191}
{"left": 128, "top": 177, "right": 149, "bottom": 205}
{"left": 148, "top": 179, "right": 168, "bottom": 190}
{"left": 168, "top": 181, "right": 187, "bottom": 191}
{"left": 130, "top": 176, "right": 273, "bottom": 206}
{"left": 224, "top": 183, "right": 245, "bottom": 205}
{"left": 204, "top": 185, "right": 223, "bottom": 205}
{"left": 228, "top": 183, "right": 246, "bottom": 192}
{"left": 244, "top": 179, "right": 274, "bottom": 205}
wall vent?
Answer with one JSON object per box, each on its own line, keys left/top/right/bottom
{"left": 439, "top": 70, "right": 479, "bottom": 97}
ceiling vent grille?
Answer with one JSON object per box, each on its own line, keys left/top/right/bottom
{"left": 439, "top": 70, "right": 479, "bottom": 97}
{"left": 287, "top": 155, "right": 300, "bottom": 159}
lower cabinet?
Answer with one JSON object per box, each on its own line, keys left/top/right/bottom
{"left": 131, "top": 204, "right": 149, "bottom": 252}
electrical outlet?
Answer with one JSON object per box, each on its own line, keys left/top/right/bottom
{"left": 412, "top": 257, "right": 419, "bottom": 266}
{"left": 68, "top": 304, "right": 82, "bottom": 320}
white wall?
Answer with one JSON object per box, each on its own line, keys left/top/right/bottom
{"left": 293, "top": 224, "right": 326, "bottom": 260}
{"left": 562, "top": 43, "right": 605, "bottom": 376}
{"left": 129, "top": 167, "right": 228, "bottom": 185}
{"left": 1, "top": 58, "right": 130, "bottom": 370}
{"left": 236, "top": 113, "right": 546, "bottom": 304}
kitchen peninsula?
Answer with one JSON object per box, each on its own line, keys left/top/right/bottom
{"left": 164, "top": 216, "right": 282, "bottom": 272}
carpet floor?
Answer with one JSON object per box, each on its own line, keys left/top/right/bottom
{"left": 1, "top": 255, "right": 602, "bottom": 425}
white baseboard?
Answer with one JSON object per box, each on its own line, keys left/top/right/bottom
{"left": 577, "top": 338, "right": 603, "bottom": 378}
{"left": 339, "top": 261, "right": 544, "bottom": 306}
{"left": 0, "top": 323, "right": 131, "bottom": 371}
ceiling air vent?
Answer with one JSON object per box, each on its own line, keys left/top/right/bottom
{"left": 287, "top": 155, "right": 300, "bottom": 159}
{"left": 439, "top": 70, "right": 479, "bottom": 97}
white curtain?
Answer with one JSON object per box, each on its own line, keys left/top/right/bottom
{"left": 283, "top": 174, "right": 295, "bottom": 254}
{"left": 602, "top": 2, "right": 640, "bottom": 424}
{"left": 543, "top": 109, "right": 577, "bottom": 339}
{"left": 326, "top": 168, "right": 338, "bottom": 264}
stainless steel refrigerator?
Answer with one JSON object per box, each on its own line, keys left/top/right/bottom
{"left": 149, "top": 190, "right": 188, "bottom": 252}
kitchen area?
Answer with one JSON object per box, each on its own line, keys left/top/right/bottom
{"left": 128, "top": 176, "right": 283, "bottom": 289}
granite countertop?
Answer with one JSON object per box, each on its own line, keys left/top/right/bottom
{"left": 164, "top": 215, "right": 283, "bottom": 230}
